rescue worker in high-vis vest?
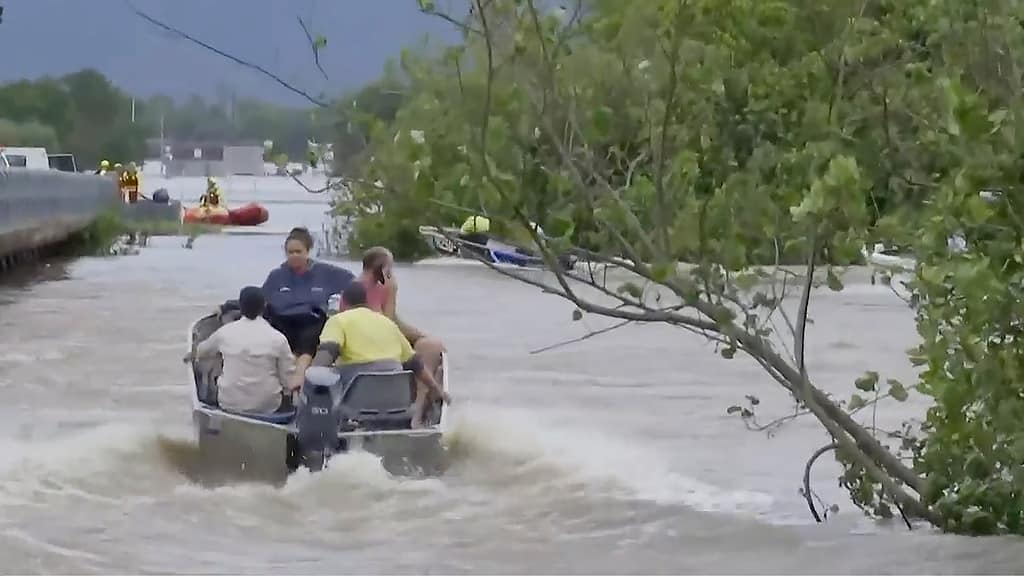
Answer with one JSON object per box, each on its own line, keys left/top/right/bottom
{"left": 95, "top": 159, "right": 110, "bottom": 175}
{"left": 129, "top": 162, "right": 143, "bottom": 195}
{"left": 119, "top": 163, "right": 140, "bottom": 204}
{"left": 199, "top": 177, "right": 222, "bottom": 208}
{"left": 458, "top": 215, "right": 491, "bottom": 246}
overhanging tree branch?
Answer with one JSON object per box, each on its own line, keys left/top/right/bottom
{"left": 125, "top": 0, "right": 329, "bottom": 108}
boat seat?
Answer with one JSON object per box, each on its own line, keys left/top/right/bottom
{"left": 224, "top": 408, "right": 296, "bottom": 425}
{"left": 338, "top": 371, "right": 415, "bottom": 430}
{"left": 220, "top": 309, "right": 242, "bottom": 324}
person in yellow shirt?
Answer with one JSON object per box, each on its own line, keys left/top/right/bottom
{"left": 200, "top": 177, "right": 222, "bottom": 208}
{"left": 459, "top": 214, "right": 490, "bottom": 245}
{"left": 457, "top": 214, "right": 492, "bottom": 261}
{"left": 308, "top": 281, "right": 450, "bottom": 428}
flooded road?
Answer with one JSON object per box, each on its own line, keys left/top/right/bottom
{"left": 1, "top": 177, "right": 1023, "bottom": 573}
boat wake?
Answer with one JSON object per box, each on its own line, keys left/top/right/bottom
{"left": 442, "top": 406, "right": 775, "bottom": 518}
{"left": 0, "top": 407, "right": 776, "bottom": 527}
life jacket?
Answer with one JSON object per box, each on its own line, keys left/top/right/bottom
{"left": 119, "top": 172, "right": 140, "bottom": 202}
{"left": 204, "top": 187, "right": 221, "bottom": 206}
{"left": 120, "top": 172, "right": 139, "bottom": 187}
{"left": 460, "top": 215, "right": 491, "bottom": 235}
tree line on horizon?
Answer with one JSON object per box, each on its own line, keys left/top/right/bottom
{"left": 0, "top": 68, "right": 330, "bottom": 169}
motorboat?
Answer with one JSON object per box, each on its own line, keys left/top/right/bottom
{"left": 864, "top": 244, "right": 916, "bottom": 271}
{"left": 186, "top": 302, "right": 450, "bottom": 485}
{"left": 419, "top": 225, "right": 575, "bottom": 270}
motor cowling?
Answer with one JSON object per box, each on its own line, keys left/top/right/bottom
{"left": 295, "top": 366, "right": 344, "bottom": 471}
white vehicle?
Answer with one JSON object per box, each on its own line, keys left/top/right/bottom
{"left": 0, "top": 146, "right": 50, "bottom": 170}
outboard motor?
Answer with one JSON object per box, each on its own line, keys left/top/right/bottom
{"left": 295, "top": 366, "right": 344, "bottom": 471}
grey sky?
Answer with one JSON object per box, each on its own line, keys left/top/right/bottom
{"left": 0, "top": 0, "right": 459, "bottom": 105}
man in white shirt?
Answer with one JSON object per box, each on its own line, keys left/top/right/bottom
{"left": 195, "top": 286, "right": 295, "bottom": 414}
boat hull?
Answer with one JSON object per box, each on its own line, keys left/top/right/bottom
{"left": 418, "top": 225, "right": 574, "bottom": 270}
{"left": 190, "top": 406, "right": 446, "bottom": 485}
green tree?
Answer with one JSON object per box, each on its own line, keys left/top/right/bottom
{"left": 336, "top": 0, "right": 1024, "bottom": 534}
{"left": 331, "top": 70, "right": 407, "bottom": 175}
{"left": 0, "top": 79, "right": 75, "bottom": 146}
{"left": 0, "top": 118, "right": 59, "bottom": 149}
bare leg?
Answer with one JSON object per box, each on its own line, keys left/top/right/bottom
{"left": 410, "top": 368, "right": 446, "bottom": 429}
{"left": 414, "top": 337, "right": 444, "bottom": 376}
{"left": 411, "top": 380, "right": 430, "bottom": 429}
{"left": 288, "top": 353, "right": 312, "bottom": 391}
{"left": 411, "top": 337, "right": 444, "bottom": 426}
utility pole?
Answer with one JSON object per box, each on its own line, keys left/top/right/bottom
{"left": 159, "top": 113, "right": 166, "bottom": 176}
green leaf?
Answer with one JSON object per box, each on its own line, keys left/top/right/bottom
{"left": 734, "top": 272, "right": 758, "bottom": 292}
{"left": 651, "top": 262, "right": 674, "bottom": 283}
{"left": 855, "top": 371, "right": 879, "bottom": 392}
{"left": 826, "top": 268, "right": 844, "bottom": 291}
{"left": 887, "top": 379, "right": 908, "bottom": 402}
{"left": 712, "top": 304, "right": 736, "bottom": 324}
{"left": 963, "top": 508, "right": 997, "bottom": 535}
{"left": 616, "top": 281, "right": 643, "bottom": 299}
{"left": 849, "top": 393, "right": 867, "bottom": 411}
{"left": 591, "top": 105, "right": 613, "bottom": 138}
{"left": 417, "top": 0, "right": 436, "bottom": 12}
{"left": 314, "top": 35, "right": 328, "bottom": 50}
{"left": 721, "top": 346, "right": 737, "bottom": 359}
{"left": 988, "top": 108, "right": 1008, "bottom": 132}
{"left": 571, "top": 308, "right": 583, "bottom": 321}
{"left": 726, "top": 405, "right": 742, "bottom": 414}
{"left": 745, "top": 394, "right": 760, "bottom": 406}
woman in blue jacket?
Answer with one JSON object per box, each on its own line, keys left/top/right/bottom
{"left": 262, "top": 227, "right": 354, "bottom": 391}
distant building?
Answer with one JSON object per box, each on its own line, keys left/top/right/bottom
{"left": 148, "top": 140, "right": 265, "bottom": 177}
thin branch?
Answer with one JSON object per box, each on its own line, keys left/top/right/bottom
{"left": 743, "top": 408, "right": 809, "bottom": 433}
{"left": 473, "top": 0, "right": 496, "bottom": 213}
{"left": 125, "top": 0, "right": 328, "bottom": 107}
{"left": 795, "top": 233, "right": 816, "bottom": 383}
{"left": 297, "top": 15, "right": 329, "bottom": 81}
{"left": 421, "top": 6, "right": 484, "bottom": 37}
{"left": 529, "top": 319, "right": 633, "bottom": 354}
{"left": 804, "top": 442, "right": 838, "bottom": 523}
{"left": 652, "top": 0, "right": 685, "bottom": 254}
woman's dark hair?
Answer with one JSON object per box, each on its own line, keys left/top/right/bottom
{"left": 285, "top": 227, "right": 314, "bottom": 250}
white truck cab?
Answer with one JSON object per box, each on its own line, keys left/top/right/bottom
{"left": 0, "top": 147, "right": 51, "bottom": 170}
